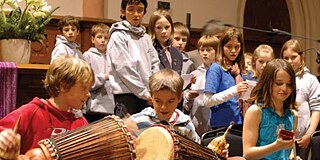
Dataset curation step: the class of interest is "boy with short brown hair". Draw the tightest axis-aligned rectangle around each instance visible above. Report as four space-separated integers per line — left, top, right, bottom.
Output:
184 35 220 135
51 15 82 63
128 69 201 143
83 23 115 123
172 22 195 74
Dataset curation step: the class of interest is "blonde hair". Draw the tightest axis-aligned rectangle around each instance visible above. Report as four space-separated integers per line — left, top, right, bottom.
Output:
197 35 219 51
244 52 253 58
251 44 275 78
148 9 174 43
91 23 110 37
149 69 183 97
43 56 94 97
280 39 306 76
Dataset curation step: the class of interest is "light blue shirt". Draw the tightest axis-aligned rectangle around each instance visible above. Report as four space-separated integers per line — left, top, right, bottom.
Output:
130 107 201 144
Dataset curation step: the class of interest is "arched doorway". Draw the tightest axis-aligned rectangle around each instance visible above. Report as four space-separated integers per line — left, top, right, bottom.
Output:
243 0 291 57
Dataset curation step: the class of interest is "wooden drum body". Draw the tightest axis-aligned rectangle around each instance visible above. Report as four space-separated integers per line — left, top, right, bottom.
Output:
26 115 135 160
135 124 220 160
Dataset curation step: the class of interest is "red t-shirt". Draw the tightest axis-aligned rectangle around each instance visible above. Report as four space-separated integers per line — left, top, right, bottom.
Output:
0 97 88 153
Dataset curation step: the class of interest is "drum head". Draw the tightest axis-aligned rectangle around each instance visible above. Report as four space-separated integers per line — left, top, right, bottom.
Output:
135 126 174 160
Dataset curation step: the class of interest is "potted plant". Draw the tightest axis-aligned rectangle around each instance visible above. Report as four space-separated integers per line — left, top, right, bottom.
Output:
0 0 59 63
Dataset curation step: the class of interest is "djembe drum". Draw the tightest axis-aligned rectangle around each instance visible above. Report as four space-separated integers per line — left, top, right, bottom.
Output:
25 115 135 160
135 124 221 160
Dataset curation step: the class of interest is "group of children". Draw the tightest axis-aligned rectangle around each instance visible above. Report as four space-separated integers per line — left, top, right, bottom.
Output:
0 0 319 159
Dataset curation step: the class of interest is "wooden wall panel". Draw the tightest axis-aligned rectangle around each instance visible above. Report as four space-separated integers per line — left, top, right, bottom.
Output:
29 17 201 64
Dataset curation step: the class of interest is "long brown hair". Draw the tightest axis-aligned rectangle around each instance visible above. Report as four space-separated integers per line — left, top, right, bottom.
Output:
248 59 297 111
216 28 245 73
148 9 174 44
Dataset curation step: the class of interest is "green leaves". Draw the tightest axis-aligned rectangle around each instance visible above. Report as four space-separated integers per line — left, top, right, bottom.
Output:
0 0 59 44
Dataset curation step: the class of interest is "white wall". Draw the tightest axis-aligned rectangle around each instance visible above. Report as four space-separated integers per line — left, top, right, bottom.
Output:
104 0 240 29
9 0 240 29
47 0 83 17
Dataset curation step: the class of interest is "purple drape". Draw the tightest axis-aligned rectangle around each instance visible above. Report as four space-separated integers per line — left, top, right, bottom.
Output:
0 62 17 119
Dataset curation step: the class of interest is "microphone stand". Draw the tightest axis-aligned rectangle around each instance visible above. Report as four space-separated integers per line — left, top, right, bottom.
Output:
186 13 191 51
224 23 275 35
271 28 320 43
223 23 291 46
217 21 320 64
271 29 320 63
224 23 320 43
298 48 320 64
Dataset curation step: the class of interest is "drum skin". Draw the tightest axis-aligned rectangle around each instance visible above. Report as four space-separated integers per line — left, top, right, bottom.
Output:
135 126 174 160
135 125 220 160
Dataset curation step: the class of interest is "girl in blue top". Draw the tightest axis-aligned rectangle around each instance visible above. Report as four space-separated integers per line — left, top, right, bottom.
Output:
203 28 248 130
243 59 299 160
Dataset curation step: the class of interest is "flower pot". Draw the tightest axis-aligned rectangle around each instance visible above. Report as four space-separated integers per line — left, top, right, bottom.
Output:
0 39 31 64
